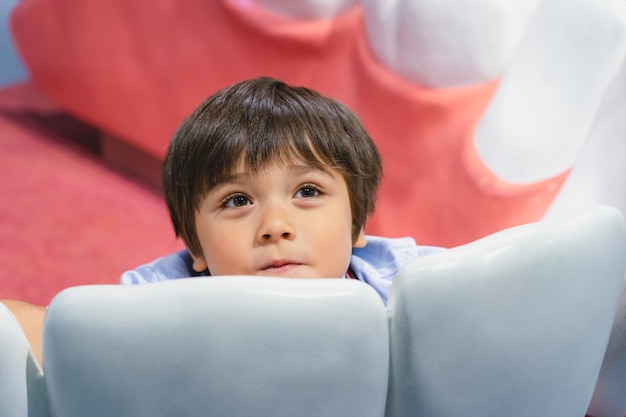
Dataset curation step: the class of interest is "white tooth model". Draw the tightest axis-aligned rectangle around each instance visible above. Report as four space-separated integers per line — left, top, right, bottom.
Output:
360 0 539 88
473 0 626 187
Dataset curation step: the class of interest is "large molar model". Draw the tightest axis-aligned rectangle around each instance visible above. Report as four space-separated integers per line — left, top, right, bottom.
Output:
9 0 626 246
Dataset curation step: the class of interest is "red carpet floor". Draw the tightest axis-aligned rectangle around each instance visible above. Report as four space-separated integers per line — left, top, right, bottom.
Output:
0 83 184 306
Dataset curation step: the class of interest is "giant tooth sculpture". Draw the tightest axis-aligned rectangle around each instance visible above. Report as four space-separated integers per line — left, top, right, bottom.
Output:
543 48 626 221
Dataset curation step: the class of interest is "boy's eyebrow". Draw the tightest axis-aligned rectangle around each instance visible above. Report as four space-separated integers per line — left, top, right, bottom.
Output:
217 165 333 185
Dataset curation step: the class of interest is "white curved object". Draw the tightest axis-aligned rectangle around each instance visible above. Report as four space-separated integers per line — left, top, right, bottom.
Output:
588 278 626 417
543 54 626 222
43 278 389 417
0 303 49 417
360 0 538 87
474 0 626 184
386 205 626 417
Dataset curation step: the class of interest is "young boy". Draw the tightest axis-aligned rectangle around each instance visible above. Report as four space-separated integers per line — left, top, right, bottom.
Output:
121 77 440 305
2 77 440 364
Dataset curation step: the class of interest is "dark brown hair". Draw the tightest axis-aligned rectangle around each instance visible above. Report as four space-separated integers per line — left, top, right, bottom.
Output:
163 77 382 257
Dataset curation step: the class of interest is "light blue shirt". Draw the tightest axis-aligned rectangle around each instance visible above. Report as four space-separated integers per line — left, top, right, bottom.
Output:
120 236 443 305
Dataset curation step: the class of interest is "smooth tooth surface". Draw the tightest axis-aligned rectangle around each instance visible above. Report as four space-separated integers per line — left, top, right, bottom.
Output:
360 0 538 87
543 53 626 221
474 0 626 184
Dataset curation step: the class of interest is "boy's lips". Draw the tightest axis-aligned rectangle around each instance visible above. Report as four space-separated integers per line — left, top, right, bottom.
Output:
259 260 302 273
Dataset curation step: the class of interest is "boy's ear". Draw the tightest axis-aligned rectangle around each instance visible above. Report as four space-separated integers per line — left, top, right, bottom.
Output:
191 253 208 272
353 229 367 248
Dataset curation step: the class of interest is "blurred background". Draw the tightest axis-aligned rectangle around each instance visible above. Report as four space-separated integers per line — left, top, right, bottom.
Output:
0 0 183 305
1 0 24 86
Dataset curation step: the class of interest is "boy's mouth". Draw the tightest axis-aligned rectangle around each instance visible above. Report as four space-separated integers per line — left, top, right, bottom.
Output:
260 260 301 273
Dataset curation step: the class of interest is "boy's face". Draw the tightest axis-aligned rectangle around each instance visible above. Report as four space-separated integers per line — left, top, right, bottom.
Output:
190 160 366 278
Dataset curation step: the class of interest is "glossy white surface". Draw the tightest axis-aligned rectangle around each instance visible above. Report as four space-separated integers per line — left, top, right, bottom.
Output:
0 303 48 417
386 205 626 417
588 277 626 417
474 0 626 184
543 54 626 223
43 278 389 417
361 0 538 87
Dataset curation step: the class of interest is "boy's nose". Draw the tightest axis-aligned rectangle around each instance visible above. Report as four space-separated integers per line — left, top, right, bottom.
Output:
257 204 295 243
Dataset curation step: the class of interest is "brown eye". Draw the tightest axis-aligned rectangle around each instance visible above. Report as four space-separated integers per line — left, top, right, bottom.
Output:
295 185 321 198
233 196 249 206
222 194 252 208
